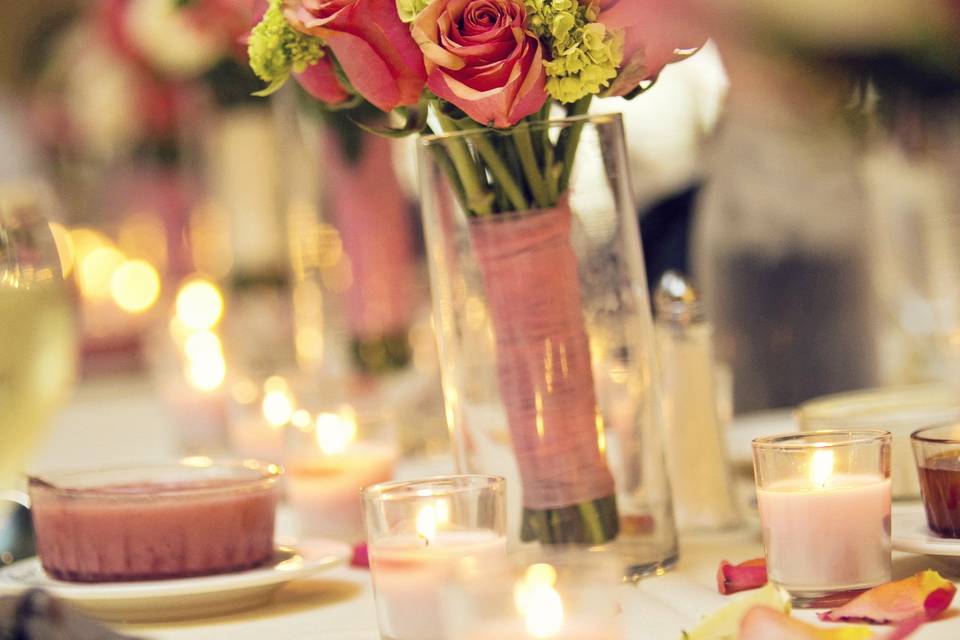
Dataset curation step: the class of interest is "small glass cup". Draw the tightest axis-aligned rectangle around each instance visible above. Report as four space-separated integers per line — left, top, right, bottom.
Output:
911 423 960 538
752 430 892 607
362 475 507 640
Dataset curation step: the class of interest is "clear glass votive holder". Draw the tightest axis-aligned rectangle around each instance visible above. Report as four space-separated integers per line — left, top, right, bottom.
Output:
362 475 507 640
752 430 892 607
442 550 625 640
911 423 960 538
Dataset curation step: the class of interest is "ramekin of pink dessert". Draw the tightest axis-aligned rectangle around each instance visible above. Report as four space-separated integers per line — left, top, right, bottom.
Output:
28 458 281 583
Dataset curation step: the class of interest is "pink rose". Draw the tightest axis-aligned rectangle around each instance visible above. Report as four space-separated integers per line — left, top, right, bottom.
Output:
284 0 426 112
598 0 706 97
294 56 351 104
412 0 547 128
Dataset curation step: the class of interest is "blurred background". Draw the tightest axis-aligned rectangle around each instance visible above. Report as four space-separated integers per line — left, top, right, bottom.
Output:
3 0 960 530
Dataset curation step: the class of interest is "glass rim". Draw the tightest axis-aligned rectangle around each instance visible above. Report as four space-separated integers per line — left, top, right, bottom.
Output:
361 474 504 502
417 113 623 146
911 422 960 444
752 429 892 451
27 457 283 499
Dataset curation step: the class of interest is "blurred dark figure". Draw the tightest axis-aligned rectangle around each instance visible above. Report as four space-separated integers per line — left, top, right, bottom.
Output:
0 591 137 639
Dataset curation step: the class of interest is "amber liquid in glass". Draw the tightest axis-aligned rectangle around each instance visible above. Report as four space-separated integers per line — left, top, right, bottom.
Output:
918 454 960 538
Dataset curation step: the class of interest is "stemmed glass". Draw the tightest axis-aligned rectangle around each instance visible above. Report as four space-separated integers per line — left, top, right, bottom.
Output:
0 181 77 487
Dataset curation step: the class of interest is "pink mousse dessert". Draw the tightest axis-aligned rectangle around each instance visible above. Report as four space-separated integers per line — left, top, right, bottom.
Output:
28 460 281 583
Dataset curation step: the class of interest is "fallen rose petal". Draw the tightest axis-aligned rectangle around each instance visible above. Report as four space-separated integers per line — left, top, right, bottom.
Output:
819 570 957 624
717 558 767 595
740 606 876 640
351 543 369 568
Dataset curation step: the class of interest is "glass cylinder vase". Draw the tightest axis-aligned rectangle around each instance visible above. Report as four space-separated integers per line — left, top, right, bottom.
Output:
417 114 677 578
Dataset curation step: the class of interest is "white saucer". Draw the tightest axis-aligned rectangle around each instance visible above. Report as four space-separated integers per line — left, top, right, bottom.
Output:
892 502 960 567
0 538 352 622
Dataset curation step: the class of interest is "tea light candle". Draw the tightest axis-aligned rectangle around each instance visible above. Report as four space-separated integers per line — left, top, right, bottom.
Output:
753 431 892 606
287 411 397 541
363 476 508 640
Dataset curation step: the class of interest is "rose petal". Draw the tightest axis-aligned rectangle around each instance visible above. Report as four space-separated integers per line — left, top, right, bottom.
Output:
740 606 877 640
294 56 351 104
717 558 768 595
351 543 369 568
286 0 426 111
819 570 957 624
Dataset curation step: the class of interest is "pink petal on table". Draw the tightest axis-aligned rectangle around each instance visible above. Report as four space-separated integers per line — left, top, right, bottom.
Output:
819 570 957 624
717 558 768 595
351 543 369 569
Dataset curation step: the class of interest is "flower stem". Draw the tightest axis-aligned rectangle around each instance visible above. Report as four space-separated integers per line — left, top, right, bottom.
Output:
557 95 593 192
512 125 551 208
472 135 529 212
435 112 493 216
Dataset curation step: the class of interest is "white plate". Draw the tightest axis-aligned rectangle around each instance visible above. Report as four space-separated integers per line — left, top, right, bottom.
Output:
0 538 352 622
726 409 797 467
892 502 960 563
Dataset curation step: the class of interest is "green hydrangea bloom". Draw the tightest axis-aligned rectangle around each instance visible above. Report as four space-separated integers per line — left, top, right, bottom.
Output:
248 0 324 95
525 0 624 103
397 0 432 23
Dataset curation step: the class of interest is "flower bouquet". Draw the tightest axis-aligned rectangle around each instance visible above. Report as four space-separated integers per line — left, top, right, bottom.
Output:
247 0 701 546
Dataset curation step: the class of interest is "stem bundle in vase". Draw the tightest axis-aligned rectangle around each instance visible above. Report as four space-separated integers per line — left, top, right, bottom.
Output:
242 0 702 544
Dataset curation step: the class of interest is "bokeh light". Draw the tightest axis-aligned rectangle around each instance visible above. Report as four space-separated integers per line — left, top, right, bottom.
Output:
78 245 125 299
110 259 161 313
175 277 224 330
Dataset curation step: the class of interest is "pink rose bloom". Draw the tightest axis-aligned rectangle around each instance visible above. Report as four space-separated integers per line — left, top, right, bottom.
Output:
412 0 547 128
295 57 351 104
284 0 426 112
598 0 706 97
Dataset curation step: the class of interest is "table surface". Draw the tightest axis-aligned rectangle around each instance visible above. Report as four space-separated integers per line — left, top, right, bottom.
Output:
24 376 960 639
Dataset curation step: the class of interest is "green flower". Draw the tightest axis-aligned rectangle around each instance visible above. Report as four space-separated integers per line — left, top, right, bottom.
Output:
397 0 433 23
248 0 324 95
525 0 624 103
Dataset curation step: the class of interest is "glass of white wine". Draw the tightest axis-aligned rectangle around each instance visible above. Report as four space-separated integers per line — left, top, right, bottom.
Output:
0 182 77 488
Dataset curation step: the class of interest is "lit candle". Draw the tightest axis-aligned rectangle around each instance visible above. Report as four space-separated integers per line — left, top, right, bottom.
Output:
753 431 892 606
363 476 508 640
286 408 397 541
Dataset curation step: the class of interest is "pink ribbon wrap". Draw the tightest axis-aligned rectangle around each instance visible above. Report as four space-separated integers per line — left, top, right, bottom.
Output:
470 203 616 511
327 133 415 339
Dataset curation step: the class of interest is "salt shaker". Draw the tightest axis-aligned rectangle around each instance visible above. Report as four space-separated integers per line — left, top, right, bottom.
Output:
655 271 741 532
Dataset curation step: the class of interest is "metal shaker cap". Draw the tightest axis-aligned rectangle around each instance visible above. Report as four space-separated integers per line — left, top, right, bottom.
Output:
654 271 705 325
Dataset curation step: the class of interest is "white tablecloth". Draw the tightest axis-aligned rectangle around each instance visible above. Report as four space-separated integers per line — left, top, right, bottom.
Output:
28 377 960 639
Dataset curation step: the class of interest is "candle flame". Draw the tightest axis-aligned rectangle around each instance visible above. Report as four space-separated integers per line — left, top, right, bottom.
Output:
315 409 357 455
811 449 834 488
515 564 564 638
416 504 438 545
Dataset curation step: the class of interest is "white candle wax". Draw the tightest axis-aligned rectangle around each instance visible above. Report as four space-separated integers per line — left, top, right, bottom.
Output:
370 529 508 640
287 442 396 541
757 473 891 592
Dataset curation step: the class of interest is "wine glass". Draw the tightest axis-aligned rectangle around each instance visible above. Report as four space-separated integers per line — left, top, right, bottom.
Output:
0 181 77 488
